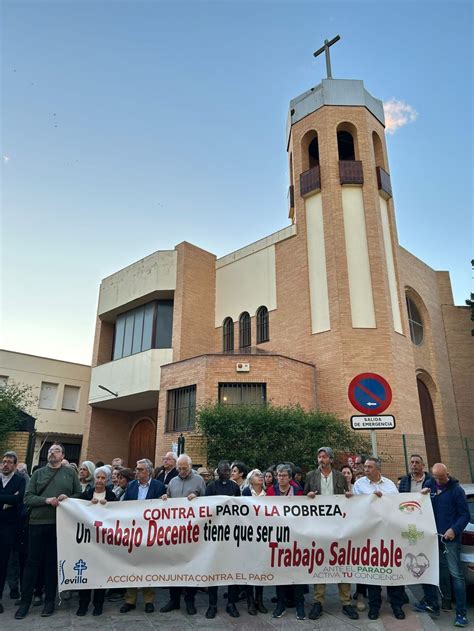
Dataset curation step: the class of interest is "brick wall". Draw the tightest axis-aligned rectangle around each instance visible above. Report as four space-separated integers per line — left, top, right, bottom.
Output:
155 353 316 466
172 242 216 362
1 432 30 462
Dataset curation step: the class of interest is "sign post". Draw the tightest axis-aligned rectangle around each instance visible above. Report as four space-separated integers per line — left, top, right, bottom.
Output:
348 373 394 458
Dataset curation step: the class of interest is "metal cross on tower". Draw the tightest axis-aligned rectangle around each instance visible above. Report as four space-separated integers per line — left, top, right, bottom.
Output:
313 35 341 79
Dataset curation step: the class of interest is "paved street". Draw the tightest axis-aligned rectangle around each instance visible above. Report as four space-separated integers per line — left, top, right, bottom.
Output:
1 585 472 630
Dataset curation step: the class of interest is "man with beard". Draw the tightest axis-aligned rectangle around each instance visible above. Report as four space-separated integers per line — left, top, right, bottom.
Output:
15 443 81 619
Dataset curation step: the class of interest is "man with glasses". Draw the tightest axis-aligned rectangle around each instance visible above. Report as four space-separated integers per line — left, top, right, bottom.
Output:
351 457 406 621
154 452 178 489
160 454 206 615
266 463 306 620
15 443 81 619
120 459 166 614
0 451 25 615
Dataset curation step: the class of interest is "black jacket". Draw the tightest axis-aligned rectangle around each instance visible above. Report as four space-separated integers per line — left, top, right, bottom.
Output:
80 486 118 502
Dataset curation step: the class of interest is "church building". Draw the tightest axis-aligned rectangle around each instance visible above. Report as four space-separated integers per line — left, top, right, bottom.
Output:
81 45 472 480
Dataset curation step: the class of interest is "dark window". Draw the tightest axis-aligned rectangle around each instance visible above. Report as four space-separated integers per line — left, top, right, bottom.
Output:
337 131 355 160
223 317 234 352
155 300 174 348
219 383 267 405
166 385 196 432
112 300 174 360
308 137 319 167
239 312 251 348
406 296 424 345
256 306 269 343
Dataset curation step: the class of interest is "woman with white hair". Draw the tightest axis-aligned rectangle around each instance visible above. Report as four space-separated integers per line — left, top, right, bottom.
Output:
242 469 266 497
78 461 95 493
76 467 117 616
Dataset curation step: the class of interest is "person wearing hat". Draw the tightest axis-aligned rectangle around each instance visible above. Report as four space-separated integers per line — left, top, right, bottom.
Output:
304 447 358 622
197 467 213 485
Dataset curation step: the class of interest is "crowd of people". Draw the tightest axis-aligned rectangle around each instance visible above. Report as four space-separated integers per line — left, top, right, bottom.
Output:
0 444 470 626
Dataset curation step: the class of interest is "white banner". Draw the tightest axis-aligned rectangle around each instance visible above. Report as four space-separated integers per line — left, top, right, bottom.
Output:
57 494 438 591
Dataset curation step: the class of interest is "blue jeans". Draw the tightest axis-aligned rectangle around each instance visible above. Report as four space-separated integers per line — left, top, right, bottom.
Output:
423 540 466 616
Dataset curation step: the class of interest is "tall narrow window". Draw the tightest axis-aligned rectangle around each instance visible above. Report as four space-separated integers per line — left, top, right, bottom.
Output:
39 382 58 409
62 385 80 412
256 306 269 343
166 385 196 432
239 312 251 348
406 296 424 345
223 317 234 352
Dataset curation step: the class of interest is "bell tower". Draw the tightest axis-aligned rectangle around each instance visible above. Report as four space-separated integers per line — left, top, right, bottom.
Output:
284 37 418 431
287 37 403 338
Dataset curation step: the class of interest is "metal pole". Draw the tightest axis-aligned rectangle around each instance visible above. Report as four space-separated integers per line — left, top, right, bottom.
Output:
402 433 409 475
465 437 474 483
371 430 378 458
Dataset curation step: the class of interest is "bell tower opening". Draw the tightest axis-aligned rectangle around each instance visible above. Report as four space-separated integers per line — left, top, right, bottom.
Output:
337 129 355 160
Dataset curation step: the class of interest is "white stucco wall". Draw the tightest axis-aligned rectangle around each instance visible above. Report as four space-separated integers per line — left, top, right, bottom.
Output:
215 247 277 325
379 196 403 333
98 250 177 317
305 193 330 333
0 350 91 436
88 348 173 406
342 187 376 328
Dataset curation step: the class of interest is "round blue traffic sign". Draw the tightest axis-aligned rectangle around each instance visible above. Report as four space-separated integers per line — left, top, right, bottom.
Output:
348 373 392 415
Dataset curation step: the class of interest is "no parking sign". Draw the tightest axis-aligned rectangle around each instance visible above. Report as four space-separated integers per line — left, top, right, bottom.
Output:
348 373 392 415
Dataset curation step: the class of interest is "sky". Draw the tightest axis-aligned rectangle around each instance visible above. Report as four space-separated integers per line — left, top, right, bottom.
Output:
1 0 472 366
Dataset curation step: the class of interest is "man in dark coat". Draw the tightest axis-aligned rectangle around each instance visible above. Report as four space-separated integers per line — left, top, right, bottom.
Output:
120 458 165 614
415 463 470 627
153 452 178 489
399 454 431 493
205 461 241 619
0 451 25 614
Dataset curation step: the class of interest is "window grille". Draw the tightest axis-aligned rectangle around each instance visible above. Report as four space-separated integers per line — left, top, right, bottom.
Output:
166 385 196 431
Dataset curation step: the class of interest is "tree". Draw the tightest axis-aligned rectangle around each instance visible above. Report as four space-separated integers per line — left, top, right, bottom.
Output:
197 403 370 470
0 381 37 446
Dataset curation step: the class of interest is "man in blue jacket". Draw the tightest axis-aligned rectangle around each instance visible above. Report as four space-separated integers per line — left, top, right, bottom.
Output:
120 459 165 614
415 462 470 627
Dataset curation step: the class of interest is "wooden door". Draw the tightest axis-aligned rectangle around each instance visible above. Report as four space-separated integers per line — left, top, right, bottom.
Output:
417 378 441 466
128 418 156 468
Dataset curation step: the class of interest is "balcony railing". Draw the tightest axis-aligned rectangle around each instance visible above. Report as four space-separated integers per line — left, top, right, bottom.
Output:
376 166 393 199
339 160 364 185
300 165 321 197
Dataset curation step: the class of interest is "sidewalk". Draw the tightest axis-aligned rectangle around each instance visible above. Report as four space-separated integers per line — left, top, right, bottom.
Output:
1 584 470 629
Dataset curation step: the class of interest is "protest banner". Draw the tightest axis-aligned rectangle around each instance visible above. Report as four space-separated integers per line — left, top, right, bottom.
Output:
57 494 438 591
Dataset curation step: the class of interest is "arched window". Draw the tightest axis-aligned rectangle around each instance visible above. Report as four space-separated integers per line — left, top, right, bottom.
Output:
337 130 355 160
372 131 385 169
239 312 251 349
256 306 269 343
222 317 234 352
406 296 424 345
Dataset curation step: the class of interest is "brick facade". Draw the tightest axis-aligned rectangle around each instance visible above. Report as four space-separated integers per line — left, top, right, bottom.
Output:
83 81 472 481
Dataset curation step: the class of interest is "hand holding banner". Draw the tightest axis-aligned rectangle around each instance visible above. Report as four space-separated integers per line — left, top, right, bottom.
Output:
57 494 438 590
